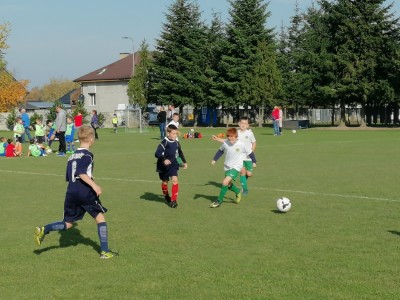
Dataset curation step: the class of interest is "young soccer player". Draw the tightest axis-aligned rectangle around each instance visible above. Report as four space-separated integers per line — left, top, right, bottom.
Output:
210 127 256 208
112 114 118 133
212 116 256 194
34 118 46 144
27 139 47 157
46 120 56 150
34 125 117 259
65 117 75 153
5 138 16 157
155 124 187 208
13 117 24 156
0 137 6 156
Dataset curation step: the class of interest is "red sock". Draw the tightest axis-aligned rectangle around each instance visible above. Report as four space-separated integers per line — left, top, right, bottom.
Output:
171 184 179 201
161 183 169 196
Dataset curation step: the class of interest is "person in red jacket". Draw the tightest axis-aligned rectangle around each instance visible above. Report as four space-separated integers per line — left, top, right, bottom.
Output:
5 139 16 157
271 106 280 136
74 111 83 141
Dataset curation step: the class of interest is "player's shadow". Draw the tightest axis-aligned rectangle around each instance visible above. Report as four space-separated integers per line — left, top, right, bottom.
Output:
193 193 217 203
140 192 168 205
388 230 400 236
204 181 221 188
33 224 100 255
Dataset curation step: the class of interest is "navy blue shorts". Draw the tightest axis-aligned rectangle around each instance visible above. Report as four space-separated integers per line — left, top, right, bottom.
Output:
65 135 74 143
158 164 179 181
63 185 107 223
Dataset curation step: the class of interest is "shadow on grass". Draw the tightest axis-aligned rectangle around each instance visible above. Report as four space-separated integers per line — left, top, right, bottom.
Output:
270 209 288 214
140 192 168 206
194 193 216 203
204 181 221 188
33 224 100 255
388 230 400 236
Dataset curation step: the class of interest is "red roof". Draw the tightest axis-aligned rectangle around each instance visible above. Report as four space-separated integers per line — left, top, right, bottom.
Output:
74 53 138 83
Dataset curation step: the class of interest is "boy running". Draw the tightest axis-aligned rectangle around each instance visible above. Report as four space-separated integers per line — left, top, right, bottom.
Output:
34 125 117 259
155 124 187 208
210 127 256 208
212 116 256 194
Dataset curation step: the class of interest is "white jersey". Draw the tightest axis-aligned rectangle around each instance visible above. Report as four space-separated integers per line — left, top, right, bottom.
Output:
167 120 179 128
238 129 256 161
167 120 180 141
219 140 251 172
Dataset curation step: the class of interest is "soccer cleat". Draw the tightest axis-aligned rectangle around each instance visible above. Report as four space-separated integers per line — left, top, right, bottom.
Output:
164 194 171 204
34 227 45 246
235 191 242 204
169 201 178 208
100 250 119 259
242 189 249 196
209 201 221 208
57 152 66 156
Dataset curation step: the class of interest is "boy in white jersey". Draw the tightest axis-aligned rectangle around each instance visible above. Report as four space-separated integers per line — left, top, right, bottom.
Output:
210 127 256 208
212 116 256 194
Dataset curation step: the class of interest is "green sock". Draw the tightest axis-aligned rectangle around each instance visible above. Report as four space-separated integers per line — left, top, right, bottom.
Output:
218 185 229 203
240 175 248 191
229 183 240 194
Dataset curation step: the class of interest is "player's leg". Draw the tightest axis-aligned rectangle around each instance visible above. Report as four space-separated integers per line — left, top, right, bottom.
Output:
160 178 171 203
210 174 233 208
170 176 179 208
34 221 72 246
239 166 248 195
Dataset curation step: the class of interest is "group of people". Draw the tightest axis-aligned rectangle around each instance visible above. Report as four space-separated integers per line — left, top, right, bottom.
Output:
154 115 257 209
1 106 101 158
33 113 257 259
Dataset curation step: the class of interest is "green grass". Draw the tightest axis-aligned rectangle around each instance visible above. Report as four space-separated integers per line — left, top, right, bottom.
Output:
1 127 400 299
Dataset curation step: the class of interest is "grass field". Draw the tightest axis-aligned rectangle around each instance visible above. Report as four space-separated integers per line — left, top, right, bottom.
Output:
1 126 399 299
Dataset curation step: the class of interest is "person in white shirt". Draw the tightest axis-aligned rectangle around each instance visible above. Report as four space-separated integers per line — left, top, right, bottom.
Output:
210 127 256 208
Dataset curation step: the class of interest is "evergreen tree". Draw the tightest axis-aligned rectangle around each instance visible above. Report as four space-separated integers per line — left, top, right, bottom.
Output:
219 0 278 120
150 0 208 108
318 0 400 126
127 40 152 111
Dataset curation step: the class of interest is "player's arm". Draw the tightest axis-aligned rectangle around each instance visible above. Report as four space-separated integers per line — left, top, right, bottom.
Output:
155 141 171 165
211 135 226 143
212 149 224 165
79 174 102 196
252 141 256 152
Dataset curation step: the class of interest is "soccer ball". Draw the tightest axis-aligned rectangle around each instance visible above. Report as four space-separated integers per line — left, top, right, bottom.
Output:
46 148 52 154
191 128 194 132
276 197 291 213
292 129 296 133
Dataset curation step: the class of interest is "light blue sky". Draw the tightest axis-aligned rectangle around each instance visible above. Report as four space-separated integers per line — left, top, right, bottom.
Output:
1 0 399 89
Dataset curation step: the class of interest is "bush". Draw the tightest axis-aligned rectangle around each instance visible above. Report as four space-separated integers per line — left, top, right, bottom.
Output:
6 109 17 130
98 113 106 127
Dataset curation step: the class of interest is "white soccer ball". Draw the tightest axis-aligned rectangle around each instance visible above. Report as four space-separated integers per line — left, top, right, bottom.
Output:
292 129 296 133
276 197 291 213
46 148 52 154
191 128 194 132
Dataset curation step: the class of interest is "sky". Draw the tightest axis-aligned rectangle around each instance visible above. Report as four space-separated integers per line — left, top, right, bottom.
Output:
1 0 399 89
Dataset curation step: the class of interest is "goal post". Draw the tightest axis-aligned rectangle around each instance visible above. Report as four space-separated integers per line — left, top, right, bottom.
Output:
114 106 148 133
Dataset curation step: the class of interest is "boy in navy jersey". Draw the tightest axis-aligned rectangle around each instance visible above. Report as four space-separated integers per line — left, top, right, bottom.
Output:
155 124 187 208
34 125 117 259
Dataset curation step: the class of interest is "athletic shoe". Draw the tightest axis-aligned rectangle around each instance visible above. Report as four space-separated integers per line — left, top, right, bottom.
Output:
209 201 220 208
164 194 171 204
34 227 45 246
169 201 178 208
100 250 119 259
57 152 66 156
235 191 242 204
242 188 249 196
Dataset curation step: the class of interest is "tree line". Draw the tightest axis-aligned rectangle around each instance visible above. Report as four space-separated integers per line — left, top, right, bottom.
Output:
129 0 400 126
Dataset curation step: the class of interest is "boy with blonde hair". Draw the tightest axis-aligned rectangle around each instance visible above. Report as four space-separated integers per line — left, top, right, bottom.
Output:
34 125 117 259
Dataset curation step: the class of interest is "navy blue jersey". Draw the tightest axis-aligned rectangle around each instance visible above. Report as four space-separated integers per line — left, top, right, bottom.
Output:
66 148 94 194
155 138 186 173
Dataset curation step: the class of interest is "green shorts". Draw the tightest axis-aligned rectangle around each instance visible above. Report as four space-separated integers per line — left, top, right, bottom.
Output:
243 161 254 172
225 169 240 181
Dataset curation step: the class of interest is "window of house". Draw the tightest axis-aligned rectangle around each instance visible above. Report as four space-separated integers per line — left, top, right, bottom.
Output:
89 93 96 106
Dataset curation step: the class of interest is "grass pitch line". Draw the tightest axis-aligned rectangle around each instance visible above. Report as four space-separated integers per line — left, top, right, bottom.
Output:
1 168 399 203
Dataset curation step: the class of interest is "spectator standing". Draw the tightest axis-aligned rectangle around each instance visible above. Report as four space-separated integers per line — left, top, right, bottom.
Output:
271 106 280 136
90 110 99 140
55 105 67 156
20 108 32 143
157 106 167 140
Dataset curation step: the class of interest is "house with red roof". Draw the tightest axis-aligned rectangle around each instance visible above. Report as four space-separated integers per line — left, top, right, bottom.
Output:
74 53 138 117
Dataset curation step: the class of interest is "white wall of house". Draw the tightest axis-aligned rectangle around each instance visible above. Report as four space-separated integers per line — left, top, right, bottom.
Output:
82 81 129 114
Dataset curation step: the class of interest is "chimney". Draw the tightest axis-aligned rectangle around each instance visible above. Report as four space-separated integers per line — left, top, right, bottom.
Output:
119 53 130 60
